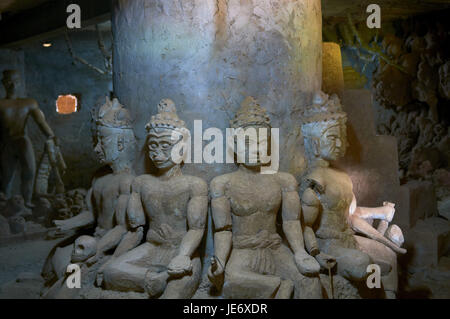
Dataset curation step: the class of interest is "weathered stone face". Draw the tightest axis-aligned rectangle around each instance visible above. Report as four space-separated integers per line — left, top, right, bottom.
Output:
1 70 20 96
71 235 97 263
147 128 179 170
318 123 347 161
94 126 120 165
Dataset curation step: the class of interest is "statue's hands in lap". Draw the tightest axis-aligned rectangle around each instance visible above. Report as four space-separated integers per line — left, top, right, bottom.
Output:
294 250 320 276
315 252 336 270
167 254 193 277
382 201 395 222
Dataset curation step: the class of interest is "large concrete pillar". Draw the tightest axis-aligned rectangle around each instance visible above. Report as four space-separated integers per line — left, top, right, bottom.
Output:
112 0 322 179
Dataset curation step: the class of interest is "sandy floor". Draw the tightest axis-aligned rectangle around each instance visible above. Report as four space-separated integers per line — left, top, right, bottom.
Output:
0 238 59 288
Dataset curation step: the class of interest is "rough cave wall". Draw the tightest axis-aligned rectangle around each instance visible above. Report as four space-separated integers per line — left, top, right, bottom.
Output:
323 10 450 204
112 0 323 180
22 31 113 191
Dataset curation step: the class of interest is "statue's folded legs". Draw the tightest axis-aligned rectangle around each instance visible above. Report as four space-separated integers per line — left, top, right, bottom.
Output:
103 242 202 298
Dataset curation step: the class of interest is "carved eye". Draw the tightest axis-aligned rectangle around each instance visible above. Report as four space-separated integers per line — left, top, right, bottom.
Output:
149 142 158 149
161 142 170 149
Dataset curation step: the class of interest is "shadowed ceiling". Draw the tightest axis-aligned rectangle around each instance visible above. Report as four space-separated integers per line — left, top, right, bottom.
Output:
0 0 449 22
322 0 450 22
0 0 50 14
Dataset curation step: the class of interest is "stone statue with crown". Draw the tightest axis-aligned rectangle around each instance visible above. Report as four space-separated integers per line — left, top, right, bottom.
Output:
101 99 208 299
207 96 323 299
41 97 143 298
299 91 406 298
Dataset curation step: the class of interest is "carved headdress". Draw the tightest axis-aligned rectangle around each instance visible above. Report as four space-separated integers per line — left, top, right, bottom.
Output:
145 99 187 133
96 97 133 129
301 91 347 125
230 96 271 128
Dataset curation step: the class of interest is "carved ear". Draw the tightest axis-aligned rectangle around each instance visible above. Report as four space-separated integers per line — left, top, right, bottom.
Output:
117 135 125 152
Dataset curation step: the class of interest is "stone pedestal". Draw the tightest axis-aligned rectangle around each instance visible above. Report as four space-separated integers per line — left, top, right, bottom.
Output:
405 217 450 270
112 0 322 179
335 89 411 230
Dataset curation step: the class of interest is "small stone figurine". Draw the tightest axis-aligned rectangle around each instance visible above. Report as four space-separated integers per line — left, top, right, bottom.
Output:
300 91 406 298
102 99 208 299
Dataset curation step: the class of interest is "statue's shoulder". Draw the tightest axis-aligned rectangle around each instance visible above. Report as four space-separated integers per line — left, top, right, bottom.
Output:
274 171 298 192
300 168 327 196
118 173 136 193
182 175 208 197
19 98 39 110
133 174 155 185
210 173 233 198
0 98 36 109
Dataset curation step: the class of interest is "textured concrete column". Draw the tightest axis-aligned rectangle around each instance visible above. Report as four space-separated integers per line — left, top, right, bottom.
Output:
322 42 344 100
112 0 322 178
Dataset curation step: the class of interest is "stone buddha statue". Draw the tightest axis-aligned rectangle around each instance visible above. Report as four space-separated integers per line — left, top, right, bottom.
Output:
43 97 142 289
102 99 208 299
207 96 322 299
299 91 406 298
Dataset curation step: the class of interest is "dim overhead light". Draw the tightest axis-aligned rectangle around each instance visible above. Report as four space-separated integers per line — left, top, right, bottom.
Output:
43 43 52 48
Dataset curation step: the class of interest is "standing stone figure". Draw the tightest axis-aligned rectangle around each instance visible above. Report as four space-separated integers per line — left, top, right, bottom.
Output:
102 99 208 299
0 70 59 207
299 91 406 298
42 97 142 292
207 96 322 299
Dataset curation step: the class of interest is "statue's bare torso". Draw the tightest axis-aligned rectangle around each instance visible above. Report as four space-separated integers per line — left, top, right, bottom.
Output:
306 167 354 237
0 98 38 139
213 171 288 237
92 172 134 232
133 174 205 238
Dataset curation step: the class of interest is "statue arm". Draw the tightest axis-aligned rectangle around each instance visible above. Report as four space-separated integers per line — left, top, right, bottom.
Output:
126 180 146 229
30 104 55 139
167 179 208 278
301 187 338 270
207 181 232 289
178 193 208 257
96 188 133 257
211 196 232 266
281 189 305 254
205 176 232 289
301 187 320 255
280 173 320 275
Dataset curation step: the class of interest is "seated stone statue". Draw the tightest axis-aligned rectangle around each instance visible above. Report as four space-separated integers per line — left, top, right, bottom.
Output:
102 99 208 299
42 97 142 288
207 96 322 299
299 91 406 298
